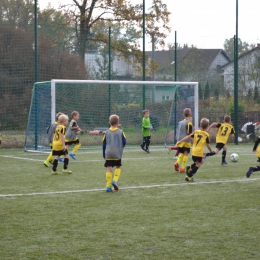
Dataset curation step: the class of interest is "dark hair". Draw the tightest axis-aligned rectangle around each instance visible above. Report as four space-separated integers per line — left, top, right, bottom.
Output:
71 111 79 118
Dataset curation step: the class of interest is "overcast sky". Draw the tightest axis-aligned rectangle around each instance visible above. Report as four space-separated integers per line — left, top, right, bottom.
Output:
39 0 260 50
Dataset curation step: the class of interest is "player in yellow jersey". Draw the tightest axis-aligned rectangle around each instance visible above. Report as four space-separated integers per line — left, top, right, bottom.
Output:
174 108 193 173
204 115 235 165
52 114 72 175
176 118 213 182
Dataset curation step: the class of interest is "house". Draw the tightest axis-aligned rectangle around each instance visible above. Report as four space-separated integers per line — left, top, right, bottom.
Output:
221 45 260 93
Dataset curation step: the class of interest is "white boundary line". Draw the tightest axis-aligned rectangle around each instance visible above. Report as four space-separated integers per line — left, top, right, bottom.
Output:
0 178 258 198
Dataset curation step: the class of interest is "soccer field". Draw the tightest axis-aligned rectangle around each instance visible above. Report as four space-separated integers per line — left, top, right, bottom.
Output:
0 144 260 260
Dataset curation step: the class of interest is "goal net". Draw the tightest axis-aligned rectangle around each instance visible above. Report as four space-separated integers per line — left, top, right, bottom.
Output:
24 80 198 152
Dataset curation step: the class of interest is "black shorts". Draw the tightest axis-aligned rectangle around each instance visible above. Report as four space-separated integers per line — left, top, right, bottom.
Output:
192 155 203 163
65 139 80 146
216 143 225 150
104 159 122 167
178 147 191 153
52 149 68 156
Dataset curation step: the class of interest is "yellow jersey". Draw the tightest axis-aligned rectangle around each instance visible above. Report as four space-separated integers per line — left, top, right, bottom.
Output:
216 123 235 144
52 124 66 151
191 129 210 157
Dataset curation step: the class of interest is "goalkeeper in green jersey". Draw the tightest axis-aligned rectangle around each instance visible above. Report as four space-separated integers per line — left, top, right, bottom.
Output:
140 109 153 153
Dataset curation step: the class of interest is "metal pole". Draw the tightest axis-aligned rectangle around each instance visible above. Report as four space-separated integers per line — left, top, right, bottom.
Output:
108 26 111 117
34 0 38 83
142 0 146 109
234 0 239 145
174 31 177 143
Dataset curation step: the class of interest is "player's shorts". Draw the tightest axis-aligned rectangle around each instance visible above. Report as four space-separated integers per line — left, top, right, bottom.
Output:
178 147 190 153
104 159 122 167
216 143 225 150
52 149 68 156
65 139 80 145
192 155 203 163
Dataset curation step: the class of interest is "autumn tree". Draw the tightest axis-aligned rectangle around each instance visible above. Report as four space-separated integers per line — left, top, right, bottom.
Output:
60 0 171 63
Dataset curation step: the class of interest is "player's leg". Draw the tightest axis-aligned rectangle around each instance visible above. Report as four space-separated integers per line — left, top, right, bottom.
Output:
62 150 72 174
112 163 122 191
140 137 146 150
185 156 202 182
221 145 228 165
52 153 61 175
145 136 151 153
71 139 81 159
180 149 189 173
246 159 260 178
44 151 54 167
104 160 113 192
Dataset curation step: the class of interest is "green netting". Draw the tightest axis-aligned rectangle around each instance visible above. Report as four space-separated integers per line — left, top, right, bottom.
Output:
24 81 197 151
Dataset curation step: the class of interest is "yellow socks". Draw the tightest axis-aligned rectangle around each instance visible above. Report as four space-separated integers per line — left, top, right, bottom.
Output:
46 152 53 163
181 155 188 169
177 153 184 165
106 172 112 188
72 143 81 154
113 168 121 183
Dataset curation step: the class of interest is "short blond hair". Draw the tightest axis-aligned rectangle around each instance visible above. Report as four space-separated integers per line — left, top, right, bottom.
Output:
200 118 209 130
109 114 119 126
224 115 231 123
58 114 69 124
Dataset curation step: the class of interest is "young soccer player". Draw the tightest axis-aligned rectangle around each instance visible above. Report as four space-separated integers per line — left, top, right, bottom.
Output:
102 114 126 192
204 115 235 165
44 112 64 167
174 108 193 173
140 109 153 153
52 114 72 175
65 111 82 160
176 118 213 182
246 136 260 178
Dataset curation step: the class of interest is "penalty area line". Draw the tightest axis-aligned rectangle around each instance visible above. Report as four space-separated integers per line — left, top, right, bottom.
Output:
0 177 259 198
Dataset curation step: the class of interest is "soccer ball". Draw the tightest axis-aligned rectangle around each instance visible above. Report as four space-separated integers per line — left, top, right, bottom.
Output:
230 153 239 162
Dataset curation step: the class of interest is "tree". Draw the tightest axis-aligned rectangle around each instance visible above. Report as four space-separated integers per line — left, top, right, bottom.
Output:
253 85 259 103
204 81 210 99
223 37 250 60
61 0 171 62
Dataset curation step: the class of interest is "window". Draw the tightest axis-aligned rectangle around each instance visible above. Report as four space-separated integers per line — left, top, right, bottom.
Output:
162 95 170 101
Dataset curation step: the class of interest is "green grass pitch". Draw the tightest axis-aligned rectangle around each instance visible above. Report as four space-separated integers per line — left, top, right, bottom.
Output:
0 144 260 259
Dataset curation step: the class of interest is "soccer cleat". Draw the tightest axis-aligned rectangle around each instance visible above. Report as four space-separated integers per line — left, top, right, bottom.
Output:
44 161 50 167
51 171 61 175
246 167 254 178
140 144 145 151
59 158 64 163
185 176 194 182
174 162 179 172
174 156 178 160
180 168 185 173
106 187 112 192
112 180 119 191
221 161 228 165
69 153 76 160
203 152 207 159
145 149 150 153
62 169 72 174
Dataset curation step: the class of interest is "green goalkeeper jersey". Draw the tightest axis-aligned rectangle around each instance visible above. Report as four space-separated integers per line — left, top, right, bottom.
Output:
142 117 151 137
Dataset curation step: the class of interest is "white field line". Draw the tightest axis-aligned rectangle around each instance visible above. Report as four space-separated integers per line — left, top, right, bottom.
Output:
0 178 259 198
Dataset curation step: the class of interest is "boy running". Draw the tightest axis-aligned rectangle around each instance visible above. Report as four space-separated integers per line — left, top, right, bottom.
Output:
176 118 213 182
204 115 235 165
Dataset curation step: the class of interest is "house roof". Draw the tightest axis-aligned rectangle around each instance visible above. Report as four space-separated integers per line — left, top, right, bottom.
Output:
146 48 230 72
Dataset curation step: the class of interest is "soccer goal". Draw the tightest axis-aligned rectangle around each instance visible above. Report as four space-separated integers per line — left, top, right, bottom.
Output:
24 79 198 152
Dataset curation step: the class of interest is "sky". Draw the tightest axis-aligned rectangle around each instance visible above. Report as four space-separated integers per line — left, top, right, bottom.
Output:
39 0 260 50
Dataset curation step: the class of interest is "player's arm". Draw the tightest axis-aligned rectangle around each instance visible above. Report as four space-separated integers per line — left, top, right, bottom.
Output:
142 118 150 129
60 133 66 150
253 137 260 152
70 121 80 130
176 134 192 146
206 136 213 153
122 132 126 147
207 122 218 131
102 134 106 158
